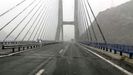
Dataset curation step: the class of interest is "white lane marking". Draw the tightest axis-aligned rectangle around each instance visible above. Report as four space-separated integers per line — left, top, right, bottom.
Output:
59 49 64 54
59 45 69 56
36 69 45 75
0 50 30 58
29 57 52 75
0 47 39 58
78 44 133 75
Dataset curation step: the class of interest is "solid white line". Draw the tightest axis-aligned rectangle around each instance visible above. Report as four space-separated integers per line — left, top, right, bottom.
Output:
36 69 45 75
0 50 27 58
0 48 36 58
78 44 133 75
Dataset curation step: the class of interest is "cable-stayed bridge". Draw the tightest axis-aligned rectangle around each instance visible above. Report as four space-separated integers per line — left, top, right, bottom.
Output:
0 0 133 75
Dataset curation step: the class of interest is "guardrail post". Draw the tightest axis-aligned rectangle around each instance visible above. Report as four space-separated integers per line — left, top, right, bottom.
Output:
103 47 105 50
120 51 122 56
30 46 32 49
129 53 132 59
12 48 15 53
18 47 21 51
109 49 112 52
106 48 108 51
27 46 29 49
114 50 117 54
23 47 25 50
2 45 4 49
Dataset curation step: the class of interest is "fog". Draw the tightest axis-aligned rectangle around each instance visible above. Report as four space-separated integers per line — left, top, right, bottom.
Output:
0 0 131 41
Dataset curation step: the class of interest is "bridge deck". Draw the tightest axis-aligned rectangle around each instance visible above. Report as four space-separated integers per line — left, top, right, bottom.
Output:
0 42 132 75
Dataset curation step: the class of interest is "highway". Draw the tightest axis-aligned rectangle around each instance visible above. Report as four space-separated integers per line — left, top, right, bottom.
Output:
0 42 131 75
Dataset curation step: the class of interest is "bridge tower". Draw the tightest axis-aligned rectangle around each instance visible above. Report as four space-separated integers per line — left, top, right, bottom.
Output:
55 0 79 41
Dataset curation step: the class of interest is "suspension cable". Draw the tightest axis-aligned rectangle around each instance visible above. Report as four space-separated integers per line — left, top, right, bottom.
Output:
43 0 59 40
81 1 91 41
79 1 88 41
41 1 58 40
14 0 44 41
3 0 42 41
0 0 37 32
81 4 91 41
43 5 58 40
82 0 97 42
32 10 48 41
22 2 46 41
0 0 26 17
27 0 49 41
35 14 48 40
42 19 48 40
79 0 92 41
42 16 49 40
84 16 93 41
38 15 48 40
86 0 107 43
41 15 49 40
27 4 48 41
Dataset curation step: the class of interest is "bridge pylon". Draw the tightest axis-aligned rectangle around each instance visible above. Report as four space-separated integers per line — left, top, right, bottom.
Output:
55 0 79 41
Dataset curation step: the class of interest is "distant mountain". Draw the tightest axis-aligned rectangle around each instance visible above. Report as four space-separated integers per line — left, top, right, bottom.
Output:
83 0 133 45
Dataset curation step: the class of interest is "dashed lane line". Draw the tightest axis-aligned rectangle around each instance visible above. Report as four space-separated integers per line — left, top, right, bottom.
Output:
28 57 52 75
36 69 45 75
59 49 64 54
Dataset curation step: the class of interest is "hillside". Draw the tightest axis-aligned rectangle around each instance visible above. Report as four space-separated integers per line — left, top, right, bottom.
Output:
87 0 133 45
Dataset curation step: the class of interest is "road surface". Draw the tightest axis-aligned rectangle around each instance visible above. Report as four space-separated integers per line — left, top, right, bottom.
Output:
0 42 131 75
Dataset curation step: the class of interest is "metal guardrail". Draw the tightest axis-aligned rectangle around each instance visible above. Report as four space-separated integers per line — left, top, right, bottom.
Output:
1 43 40 53
81 42 133 59
0 41 60 54
0 41 37 45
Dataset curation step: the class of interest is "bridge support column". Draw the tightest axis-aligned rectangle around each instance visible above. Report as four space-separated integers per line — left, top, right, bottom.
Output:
55 0 63 41
74 0 79 41
55 0 80 41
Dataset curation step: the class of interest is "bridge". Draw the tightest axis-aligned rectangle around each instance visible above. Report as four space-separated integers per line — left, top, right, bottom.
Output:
0 0 133 75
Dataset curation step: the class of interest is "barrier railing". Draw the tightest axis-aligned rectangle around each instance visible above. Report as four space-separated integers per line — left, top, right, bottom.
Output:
0 41 60 54
81 42 133 59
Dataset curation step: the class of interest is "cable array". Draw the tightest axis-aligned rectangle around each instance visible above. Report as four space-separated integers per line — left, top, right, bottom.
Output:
0 0 59 42
77 0 107 43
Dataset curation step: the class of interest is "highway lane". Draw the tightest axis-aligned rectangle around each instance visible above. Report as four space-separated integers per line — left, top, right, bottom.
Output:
0 42 131 75
0 43 64 75
53 43 127 75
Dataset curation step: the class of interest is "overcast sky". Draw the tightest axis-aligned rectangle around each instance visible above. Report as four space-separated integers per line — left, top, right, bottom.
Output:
0 0 131 41
63 0 130 21
63 0 130 41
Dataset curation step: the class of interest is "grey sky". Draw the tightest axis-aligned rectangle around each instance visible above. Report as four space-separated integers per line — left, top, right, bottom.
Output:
63 0 130 41
63 0 130 21
0 0 131 41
